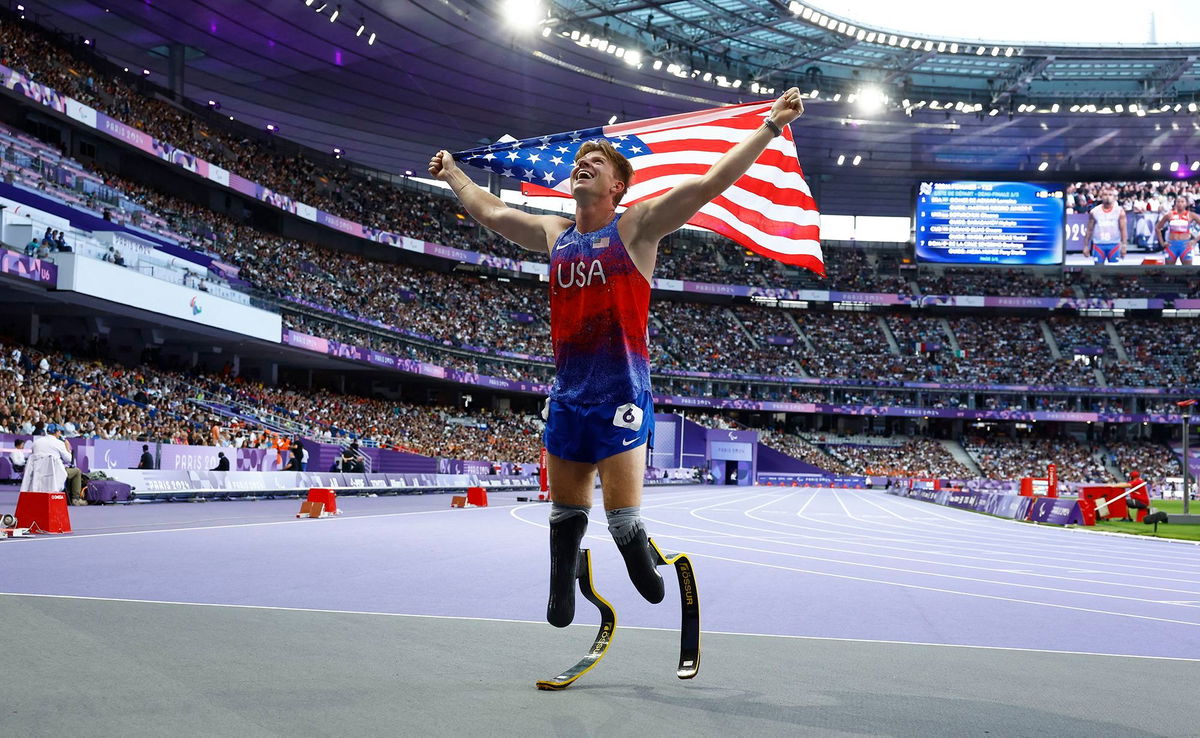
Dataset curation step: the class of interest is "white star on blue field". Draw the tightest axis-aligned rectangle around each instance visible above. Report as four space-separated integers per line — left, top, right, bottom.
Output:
454 127 651 187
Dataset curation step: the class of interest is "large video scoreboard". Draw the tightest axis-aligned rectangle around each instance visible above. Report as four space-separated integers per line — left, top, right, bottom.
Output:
915 181 1065 265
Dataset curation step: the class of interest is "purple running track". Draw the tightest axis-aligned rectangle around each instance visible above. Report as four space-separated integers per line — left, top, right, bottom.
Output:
0 486 1197 660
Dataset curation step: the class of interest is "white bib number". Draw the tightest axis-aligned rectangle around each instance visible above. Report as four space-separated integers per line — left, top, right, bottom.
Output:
613 403 644 431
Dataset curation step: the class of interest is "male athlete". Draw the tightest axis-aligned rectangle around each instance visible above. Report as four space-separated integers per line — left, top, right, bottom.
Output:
429 88 804 627
1155 195 1200 265
1082 186 1127 264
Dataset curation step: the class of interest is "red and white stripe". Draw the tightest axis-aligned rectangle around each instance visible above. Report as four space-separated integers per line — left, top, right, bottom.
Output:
524 100 823 276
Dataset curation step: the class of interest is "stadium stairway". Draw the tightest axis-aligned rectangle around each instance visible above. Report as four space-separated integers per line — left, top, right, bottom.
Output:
1105 322 1129 362
941 439 982 477
879 317 902 355
1099 446 1126 482
1040 320 1062 360
938 318 960 353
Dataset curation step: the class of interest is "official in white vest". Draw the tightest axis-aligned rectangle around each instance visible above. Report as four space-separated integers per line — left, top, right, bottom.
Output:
21 424 86 505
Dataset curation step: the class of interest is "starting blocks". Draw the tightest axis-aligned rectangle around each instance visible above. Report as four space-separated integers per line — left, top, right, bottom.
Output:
297 488 339 518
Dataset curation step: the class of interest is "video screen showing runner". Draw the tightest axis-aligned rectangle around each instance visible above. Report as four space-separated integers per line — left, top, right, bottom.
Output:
1065 181 1200 266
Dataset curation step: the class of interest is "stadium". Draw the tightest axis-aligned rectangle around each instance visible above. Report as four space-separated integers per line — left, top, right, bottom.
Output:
1 0 1199 734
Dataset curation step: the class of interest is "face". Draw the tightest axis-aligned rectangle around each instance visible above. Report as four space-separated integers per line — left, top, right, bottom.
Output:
570 150 624 204
1101 187 1116 204
1177 196 1189 211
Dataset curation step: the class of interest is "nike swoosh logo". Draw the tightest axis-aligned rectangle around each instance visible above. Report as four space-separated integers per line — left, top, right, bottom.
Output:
622 437 639 446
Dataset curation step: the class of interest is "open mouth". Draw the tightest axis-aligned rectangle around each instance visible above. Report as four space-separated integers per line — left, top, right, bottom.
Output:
575 170 594 181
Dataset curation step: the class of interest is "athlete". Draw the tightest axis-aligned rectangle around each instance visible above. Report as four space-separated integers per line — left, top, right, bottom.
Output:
430 88 805 627
1082 186 1127 264
1154 195 1200 265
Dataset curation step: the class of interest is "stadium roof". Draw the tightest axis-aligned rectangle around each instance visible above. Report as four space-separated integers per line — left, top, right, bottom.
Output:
30 1 1200 215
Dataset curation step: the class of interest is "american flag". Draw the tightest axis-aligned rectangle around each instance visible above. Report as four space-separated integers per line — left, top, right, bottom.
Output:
453 100 823 276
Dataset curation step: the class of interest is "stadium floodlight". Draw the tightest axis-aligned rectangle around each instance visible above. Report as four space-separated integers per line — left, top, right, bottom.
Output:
788 1 802 13
1037 161 1049 171
899 38 910 48
305 0 315 6
866 32 875 43
852 154 862 166
314 2 327 11
1172 162 1181 171
501 0 544 31
1115 104 1124 113
608 114 618 124
623 50 640 66
991 46 999 56
802 7 814 19
266 123 278 132
653 59 662 70
1050 103 1059 113
836 154 845 165
857 87 886 111
888 35 898 45
732 79 741 88
368 32 376 44
1005 47 1014 56
1152 162 1162 171
975 45 985 55
937 42 946 52
329 4 340 22
541 26 550 37
357 18 365 36
949 43 958 53
702 71 712 82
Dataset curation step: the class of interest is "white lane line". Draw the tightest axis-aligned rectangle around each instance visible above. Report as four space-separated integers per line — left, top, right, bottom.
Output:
0 487 733 544
726 508 1200 596
0 503 515 541
674 507 1200 603
644 535 1200 628
791 491 1200 574
2 591 1195 662
868 492 1200 561
733 501 1200 590
509 505 1200 627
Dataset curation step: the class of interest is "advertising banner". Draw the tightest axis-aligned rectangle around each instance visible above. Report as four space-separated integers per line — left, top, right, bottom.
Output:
56 254 282 343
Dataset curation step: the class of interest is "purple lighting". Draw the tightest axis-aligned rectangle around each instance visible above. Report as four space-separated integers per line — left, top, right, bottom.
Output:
335 50 343 66
210 20 218 34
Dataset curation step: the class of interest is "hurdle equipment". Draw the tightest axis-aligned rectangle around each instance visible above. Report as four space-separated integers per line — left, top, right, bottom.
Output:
649 537 701 679
536 548 616 690
296 488 339 518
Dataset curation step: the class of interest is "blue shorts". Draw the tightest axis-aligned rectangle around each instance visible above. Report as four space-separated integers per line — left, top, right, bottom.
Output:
543 391 655 464
1167 239 1194 261
1091 242 1121 264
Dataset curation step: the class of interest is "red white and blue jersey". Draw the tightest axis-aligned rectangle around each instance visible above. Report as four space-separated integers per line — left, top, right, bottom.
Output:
549 214 651 405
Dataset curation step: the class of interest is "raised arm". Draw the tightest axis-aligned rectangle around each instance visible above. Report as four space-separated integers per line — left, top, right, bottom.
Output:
622 88 805 247
428 150 570 253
